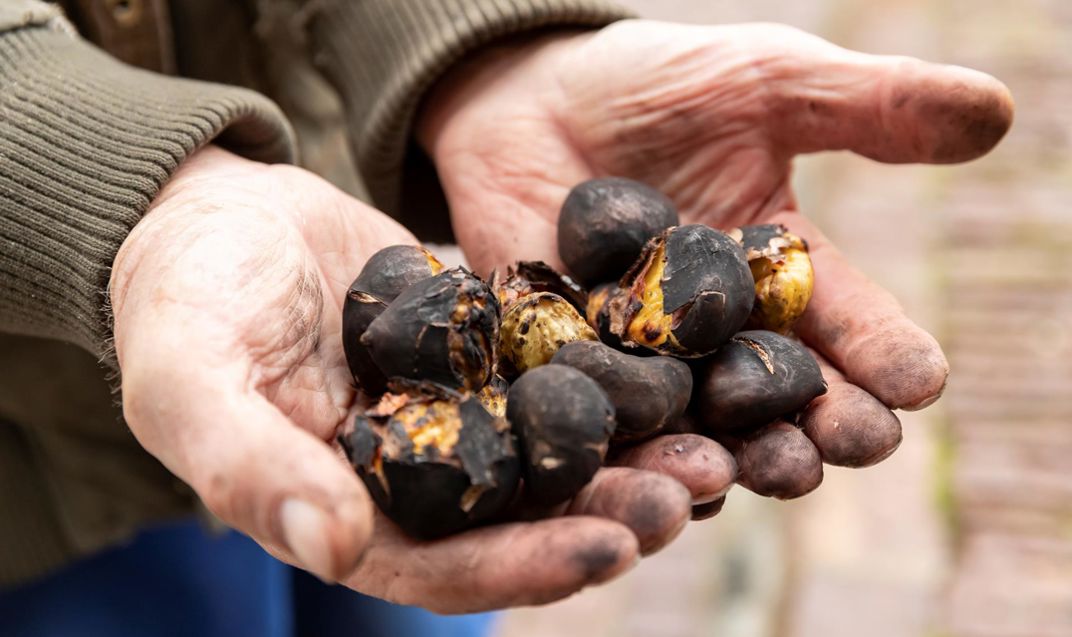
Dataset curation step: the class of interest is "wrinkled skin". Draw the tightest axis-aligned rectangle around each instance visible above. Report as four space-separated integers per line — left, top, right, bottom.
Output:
111 147 696 614
420 20 1013 471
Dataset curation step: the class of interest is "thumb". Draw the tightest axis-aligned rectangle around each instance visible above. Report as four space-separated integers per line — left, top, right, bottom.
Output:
118 323 373 581
759 24 1014 163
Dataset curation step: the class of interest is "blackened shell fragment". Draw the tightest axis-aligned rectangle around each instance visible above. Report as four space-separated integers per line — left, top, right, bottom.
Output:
361 268 500 392
551 340 691 442
491 260 588 316
507 365 617 506
696 330 827 434
340 395 520 539
342 245 444 394
614 225 753 357
558 177 679 287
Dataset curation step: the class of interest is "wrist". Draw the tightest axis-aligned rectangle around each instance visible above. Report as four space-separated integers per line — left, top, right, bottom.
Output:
415 30 591 163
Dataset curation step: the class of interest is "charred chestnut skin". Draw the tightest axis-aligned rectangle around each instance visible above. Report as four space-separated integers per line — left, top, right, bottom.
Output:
612 225 753 357
551 340 691 442
340 395 519 539
343 245 443 394
558 177 679 287
361 268 500 392
491 260 588 316
507 365 617 506
696 330 827 434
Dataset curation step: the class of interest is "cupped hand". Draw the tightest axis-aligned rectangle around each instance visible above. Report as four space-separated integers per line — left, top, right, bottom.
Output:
109 146 699 613
420 20 1014 469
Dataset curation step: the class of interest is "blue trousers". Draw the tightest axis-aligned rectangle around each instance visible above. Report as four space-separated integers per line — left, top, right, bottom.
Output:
0 519 498 637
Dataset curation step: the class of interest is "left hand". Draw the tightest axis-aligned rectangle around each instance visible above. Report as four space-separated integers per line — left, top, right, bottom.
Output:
417 20 1014 483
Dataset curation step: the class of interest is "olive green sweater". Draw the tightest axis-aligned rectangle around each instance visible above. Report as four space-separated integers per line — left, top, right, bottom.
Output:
0 0 628 587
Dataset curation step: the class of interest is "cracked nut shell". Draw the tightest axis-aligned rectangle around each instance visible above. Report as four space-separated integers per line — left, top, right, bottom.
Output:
361 267 500 392
343 245 444 394
695 330 827 434
551 340 692 442
609 225 753 357
507 364 616 506
730 224 814 334
558 177 679 287
340 394 520 539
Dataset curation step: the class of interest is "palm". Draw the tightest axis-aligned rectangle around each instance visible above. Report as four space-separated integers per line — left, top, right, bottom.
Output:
426 20 1011 419
112 149 702 613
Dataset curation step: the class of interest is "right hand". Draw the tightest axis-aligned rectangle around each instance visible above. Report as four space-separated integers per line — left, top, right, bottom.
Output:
110 146 703 613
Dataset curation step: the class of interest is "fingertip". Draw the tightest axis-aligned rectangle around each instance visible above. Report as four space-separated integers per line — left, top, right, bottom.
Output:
611 434 737 504
917 65 1015 163
801 380 903 468
569 468 691 555
847 326 949 410
328 489 376 577
691 496 726 521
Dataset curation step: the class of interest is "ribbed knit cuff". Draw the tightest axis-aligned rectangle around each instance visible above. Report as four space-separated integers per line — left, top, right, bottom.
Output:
0 26 296 360
305 0 631 215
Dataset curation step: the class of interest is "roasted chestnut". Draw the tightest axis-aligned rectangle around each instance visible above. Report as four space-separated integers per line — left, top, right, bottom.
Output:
340 394 520 539
729 224 814 334
557 177 679 287
361 268 499 392
606 225 753 357
493 262 596 375
498 292 597 376
507 365 616 506
695 330 826 434
342 245 444 394
730 421 823 499
551 340 692 442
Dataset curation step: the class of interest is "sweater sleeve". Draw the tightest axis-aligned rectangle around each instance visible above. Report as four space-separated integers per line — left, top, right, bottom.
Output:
0 2 296 359
303 0 631 217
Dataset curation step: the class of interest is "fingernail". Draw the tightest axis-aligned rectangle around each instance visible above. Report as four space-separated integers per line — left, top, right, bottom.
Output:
280 498 335 582
902 393 939 411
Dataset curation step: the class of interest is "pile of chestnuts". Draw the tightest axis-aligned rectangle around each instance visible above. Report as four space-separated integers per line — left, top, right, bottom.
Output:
338 177 898 540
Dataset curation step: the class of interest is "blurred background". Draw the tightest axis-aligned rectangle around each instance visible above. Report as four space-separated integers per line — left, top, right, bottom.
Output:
493 1 1072 636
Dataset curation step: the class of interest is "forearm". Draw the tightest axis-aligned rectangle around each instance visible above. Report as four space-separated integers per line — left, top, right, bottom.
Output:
0 3 296 361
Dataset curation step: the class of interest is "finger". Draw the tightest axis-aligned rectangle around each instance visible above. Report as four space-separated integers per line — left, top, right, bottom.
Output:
348 515 638 613
763 24 1014 163
567 467 692 555
775 212 949 410
119 333 372 582
692 496 726 521
728 421 824 500
609 434 738 505
802 353 903 467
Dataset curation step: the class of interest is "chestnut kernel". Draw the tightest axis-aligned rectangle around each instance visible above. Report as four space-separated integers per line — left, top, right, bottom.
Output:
729 224 815 334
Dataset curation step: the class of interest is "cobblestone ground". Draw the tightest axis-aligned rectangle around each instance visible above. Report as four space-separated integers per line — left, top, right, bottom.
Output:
498 2 1072 636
